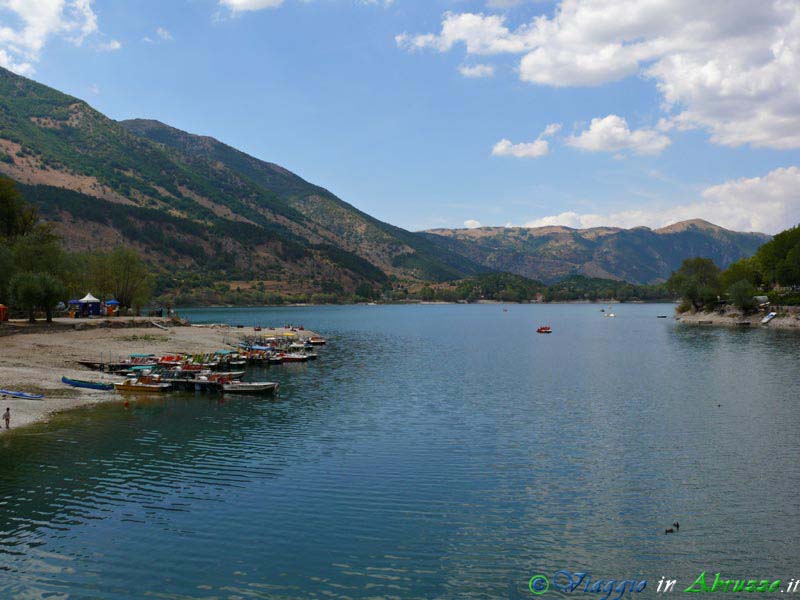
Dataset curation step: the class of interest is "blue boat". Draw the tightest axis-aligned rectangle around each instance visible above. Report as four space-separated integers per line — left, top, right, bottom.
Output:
0 389 44 400
61 376 114 391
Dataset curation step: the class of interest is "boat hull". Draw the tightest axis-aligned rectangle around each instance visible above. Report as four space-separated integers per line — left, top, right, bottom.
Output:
222 382 279 395
61 376 114 391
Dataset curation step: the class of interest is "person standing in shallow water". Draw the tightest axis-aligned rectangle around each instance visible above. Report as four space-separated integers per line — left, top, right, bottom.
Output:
3 407 9 429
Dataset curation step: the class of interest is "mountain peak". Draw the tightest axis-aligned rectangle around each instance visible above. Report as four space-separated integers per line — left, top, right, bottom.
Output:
655 219 727 234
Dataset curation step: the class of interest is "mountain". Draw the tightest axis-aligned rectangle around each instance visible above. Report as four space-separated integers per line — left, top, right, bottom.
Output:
0 65 770 298
0 66 482 300
422 220 770 284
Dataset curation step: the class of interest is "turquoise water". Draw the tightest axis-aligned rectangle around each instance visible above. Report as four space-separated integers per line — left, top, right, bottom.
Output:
1 303 800 599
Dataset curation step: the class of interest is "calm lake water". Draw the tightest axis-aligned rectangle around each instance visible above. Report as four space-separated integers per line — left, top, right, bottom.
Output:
2 303 800 599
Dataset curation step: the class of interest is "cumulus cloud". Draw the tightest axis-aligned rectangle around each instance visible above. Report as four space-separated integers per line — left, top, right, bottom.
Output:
397 1 800 149
522 166 800 234
459 63 495 78
0 0 100 74
464 219 482 228
492 122 561 158
567 114 670 155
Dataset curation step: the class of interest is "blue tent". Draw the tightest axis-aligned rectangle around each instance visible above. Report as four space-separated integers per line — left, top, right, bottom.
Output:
105 299 121 306
79 293 101 316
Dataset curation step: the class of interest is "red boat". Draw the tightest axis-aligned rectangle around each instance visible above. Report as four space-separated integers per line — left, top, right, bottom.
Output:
536 326 552 334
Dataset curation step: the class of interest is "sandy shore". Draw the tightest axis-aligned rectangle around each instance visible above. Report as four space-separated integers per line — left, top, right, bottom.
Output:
0 318 318 432
677 309 800 329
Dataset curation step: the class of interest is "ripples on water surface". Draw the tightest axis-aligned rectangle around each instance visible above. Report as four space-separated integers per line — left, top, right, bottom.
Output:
1 304 800 599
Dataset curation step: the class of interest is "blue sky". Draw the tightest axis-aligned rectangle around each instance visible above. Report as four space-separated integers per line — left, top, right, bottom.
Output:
2 0 799 233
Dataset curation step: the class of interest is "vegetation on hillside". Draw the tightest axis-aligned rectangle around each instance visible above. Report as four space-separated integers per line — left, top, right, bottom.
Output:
0 178 152 321
669 225 800 312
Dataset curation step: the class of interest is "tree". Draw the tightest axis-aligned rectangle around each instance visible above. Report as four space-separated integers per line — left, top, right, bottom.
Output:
667 257 723 312
13 226 64 274
728 279 758 313
106 247 153 310
36 273 66 323
0 176 37 240
721 257 761 290
9 272 41 323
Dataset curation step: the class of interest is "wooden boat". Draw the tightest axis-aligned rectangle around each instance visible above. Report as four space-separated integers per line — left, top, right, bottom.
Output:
280 352 308 363
0 389 44 400
536 326 552 334
308 337 327 345
114 377 172 393
222 381 279 395
61 376 114 391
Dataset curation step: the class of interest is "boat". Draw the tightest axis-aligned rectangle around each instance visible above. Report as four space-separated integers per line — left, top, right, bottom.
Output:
0 389 44 400
657 315 668 318
222 381 279 395
113 377 172 393
536 326 552 334
307 337 327 345
605 313 616 318
280 352 308 363
61 376 114 391
761 312 777 324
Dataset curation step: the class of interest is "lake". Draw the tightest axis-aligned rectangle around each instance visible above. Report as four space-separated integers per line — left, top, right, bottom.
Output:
1 303 799 599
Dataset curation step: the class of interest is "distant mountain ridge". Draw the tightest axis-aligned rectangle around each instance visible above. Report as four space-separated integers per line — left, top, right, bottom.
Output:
0 65 770 294
422 220 770 284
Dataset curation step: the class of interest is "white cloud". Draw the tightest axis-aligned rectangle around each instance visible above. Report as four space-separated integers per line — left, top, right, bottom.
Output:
88 82 99 94
459 63 494 78
464 219 482 228
96 39 121 52
492 122 561 158
144 27 173 44
567 114 670 155
220 0 391 12
0 0 100 74
522 166 800 234
397 1 800 149
219 0 284 11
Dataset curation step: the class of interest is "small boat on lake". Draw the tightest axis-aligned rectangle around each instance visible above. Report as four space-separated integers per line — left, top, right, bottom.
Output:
0 389 44 400
536 326 552 334
762 312 777 324
307 337 327 345
280 352 308 363
62 376 114 391
222 381 279 395
114 377 172 393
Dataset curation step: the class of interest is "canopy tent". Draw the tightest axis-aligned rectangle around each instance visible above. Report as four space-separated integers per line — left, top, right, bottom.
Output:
105 299 121 306
77 293 101 316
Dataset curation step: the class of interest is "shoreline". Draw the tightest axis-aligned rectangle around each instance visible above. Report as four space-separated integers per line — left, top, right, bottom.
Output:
676 310 800 330
0 319 319 433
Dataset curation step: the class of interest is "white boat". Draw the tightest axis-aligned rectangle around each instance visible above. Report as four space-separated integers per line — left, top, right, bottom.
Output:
761 312 777 324
605 312 616 318
222 381 279 395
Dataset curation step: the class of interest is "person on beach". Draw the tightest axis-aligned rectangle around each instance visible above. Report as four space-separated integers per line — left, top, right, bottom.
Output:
3 407 9 429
